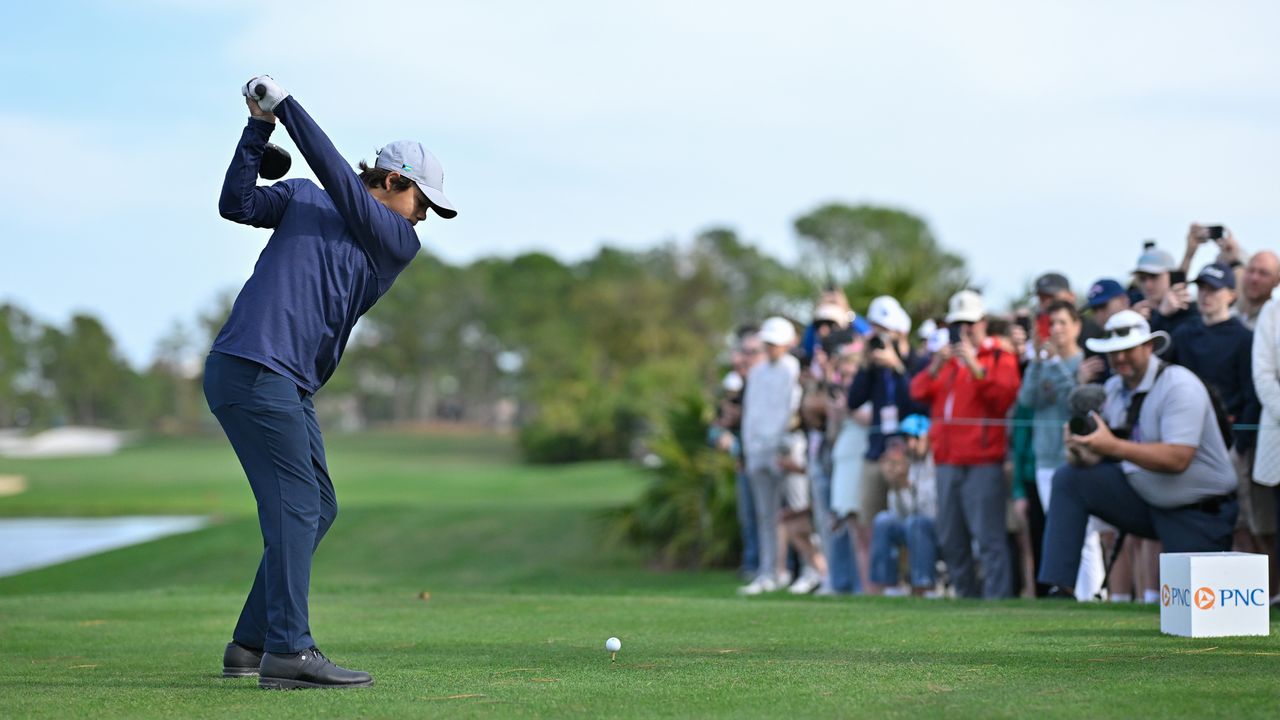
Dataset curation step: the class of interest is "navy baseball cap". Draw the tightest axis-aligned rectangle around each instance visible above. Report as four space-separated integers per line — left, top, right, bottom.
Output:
1084 278 1126 309
1194 262 1236 290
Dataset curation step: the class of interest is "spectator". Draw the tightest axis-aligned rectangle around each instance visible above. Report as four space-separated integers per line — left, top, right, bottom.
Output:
821 341 866 594
1078 278 1130 384
722 328 763 579
1039 310 1238 596
1034 272 1102 353
1131 242 1199 335
1166 262 1264 579
1175 224 1279 327
1016 300 1103 600
845 296 920 594
910 290 1021 599
778 419 827 594
1237 251 1280 328
869 416 939 596
1251 299 1280 604
739 317 802 595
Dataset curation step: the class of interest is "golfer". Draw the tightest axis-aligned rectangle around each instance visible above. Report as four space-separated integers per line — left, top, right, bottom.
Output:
204 75 456 689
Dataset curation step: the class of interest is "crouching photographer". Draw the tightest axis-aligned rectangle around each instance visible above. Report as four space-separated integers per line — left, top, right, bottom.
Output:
1038 310 1238 596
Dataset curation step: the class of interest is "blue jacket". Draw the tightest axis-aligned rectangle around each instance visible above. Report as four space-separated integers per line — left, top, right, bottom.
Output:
213 97 421 392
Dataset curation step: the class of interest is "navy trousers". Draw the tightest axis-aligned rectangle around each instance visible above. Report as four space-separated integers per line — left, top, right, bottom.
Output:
1038 462 1236 590
204 352 337 654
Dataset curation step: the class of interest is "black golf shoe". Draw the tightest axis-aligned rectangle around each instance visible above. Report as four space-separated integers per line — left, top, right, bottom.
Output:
259 647 373 690
222 641 264 678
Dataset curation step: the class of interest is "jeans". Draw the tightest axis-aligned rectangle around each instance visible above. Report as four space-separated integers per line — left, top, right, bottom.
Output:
870 511 938 588
811 460 855 593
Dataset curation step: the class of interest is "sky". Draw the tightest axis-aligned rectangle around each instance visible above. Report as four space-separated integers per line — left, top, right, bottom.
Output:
2 1 1277 367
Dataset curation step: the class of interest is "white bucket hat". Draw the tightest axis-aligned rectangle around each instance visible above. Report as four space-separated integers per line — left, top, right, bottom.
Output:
1084 309 1170 354
758 316 797 347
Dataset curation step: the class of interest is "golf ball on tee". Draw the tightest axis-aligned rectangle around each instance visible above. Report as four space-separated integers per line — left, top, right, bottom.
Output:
605 637 621 652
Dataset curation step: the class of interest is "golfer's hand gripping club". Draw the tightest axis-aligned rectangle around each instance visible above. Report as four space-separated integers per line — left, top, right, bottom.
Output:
242 75 289 113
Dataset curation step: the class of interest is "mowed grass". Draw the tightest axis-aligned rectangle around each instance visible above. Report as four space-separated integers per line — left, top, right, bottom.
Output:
1 433 1277 718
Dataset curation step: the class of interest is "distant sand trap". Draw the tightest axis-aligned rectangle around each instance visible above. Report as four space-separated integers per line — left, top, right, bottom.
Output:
0 475 26 497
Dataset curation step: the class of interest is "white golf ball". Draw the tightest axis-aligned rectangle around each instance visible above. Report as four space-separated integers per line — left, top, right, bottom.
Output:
605 637 621 652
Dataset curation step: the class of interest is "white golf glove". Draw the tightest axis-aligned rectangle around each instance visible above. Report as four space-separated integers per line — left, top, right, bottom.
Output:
242 75 289 113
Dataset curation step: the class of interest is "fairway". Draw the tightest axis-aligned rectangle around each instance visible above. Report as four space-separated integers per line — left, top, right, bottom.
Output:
1 433 1277 718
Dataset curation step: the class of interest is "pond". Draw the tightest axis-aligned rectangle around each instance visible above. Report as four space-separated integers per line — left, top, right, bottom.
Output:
0 516 208 577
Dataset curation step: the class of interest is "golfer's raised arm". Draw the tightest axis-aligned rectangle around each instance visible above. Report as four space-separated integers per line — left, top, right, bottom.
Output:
218 117 293 228
271 97 420 275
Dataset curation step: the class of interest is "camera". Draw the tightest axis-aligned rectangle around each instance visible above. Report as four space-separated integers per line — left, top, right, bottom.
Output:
868 335 886 352
1169 270 1186 285
1206 225 1224 240
1067 414 1096 436
820 327 856 357
948 324 963 345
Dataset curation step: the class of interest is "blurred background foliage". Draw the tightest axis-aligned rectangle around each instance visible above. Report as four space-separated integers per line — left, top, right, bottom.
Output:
0 202 969 467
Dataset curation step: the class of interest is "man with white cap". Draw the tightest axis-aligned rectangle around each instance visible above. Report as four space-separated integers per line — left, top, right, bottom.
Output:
206 75 456 688
739 317 802 594
1038 310 1238 596
909 290 1021 599
845 296 920 593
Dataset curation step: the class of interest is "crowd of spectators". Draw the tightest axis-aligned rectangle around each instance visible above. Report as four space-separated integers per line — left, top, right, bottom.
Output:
712 224 1280 603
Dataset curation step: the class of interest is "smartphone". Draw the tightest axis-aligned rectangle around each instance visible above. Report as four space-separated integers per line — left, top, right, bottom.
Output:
1206 225 1225 240
1170 270 1186 285
948 324 963 345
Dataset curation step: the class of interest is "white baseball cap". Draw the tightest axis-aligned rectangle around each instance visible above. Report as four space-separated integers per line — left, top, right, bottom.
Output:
813 303 849 327
945 290 985 324
758 316 797 347
867 296 911 334
375 140 457 219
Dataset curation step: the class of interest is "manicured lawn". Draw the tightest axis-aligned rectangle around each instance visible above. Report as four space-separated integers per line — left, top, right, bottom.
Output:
1 433 1276 718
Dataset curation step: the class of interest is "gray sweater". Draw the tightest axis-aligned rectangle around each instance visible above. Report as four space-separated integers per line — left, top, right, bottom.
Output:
1017 352 1082 469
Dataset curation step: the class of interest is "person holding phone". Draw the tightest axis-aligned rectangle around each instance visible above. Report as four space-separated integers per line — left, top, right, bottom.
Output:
909 290 1022 599
1131 242 1198 336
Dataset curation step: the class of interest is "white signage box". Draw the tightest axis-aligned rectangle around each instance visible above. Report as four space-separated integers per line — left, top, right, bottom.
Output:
1159 552 1270 638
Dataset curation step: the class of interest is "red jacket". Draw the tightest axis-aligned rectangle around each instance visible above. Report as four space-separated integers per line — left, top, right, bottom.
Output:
909 338 1021 465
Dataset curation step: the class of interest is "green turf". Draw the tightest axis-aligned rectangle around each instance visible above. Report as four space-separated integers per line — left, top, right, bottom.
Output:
1 433 1277 718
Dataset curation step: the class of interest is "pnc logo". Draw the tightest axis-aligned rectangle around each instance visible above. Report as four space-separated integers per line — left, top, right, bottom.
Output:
1194 587 1216 610
1161 585 1171 607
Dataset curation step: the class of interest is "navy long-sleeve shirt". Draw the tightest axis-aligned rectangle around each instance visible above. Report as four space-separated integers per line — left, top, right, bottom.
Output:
213 97 421 393
847 352 924 460
1165 316 1259 451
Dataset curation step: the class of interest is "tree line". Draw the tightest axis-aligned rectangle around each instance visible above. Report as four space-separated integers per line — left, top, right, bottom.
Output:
0 203 970 462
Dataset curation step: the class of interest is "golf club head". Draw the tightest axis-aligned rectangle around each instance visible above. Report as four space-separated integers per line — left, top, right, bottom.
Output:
259 143 291 181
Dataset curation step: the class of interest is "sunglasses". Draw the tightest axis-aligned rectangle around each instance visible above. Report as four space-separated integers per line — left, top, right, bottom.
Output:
1104 325 1142 339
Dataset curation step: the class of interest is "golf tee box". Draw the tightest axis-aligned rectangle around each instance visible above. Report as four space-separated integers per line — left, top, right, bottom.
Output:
1159 552 1269 638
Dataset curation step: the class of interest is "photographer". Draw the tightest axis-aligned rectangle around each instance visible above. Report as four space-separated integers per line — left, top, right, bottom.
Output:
845 296 921 593
1038 310 1238 596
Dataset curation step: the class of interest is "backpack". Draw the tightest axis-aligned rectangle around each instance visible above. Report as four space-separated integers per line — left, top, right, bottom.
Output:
1124 360 1234 451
